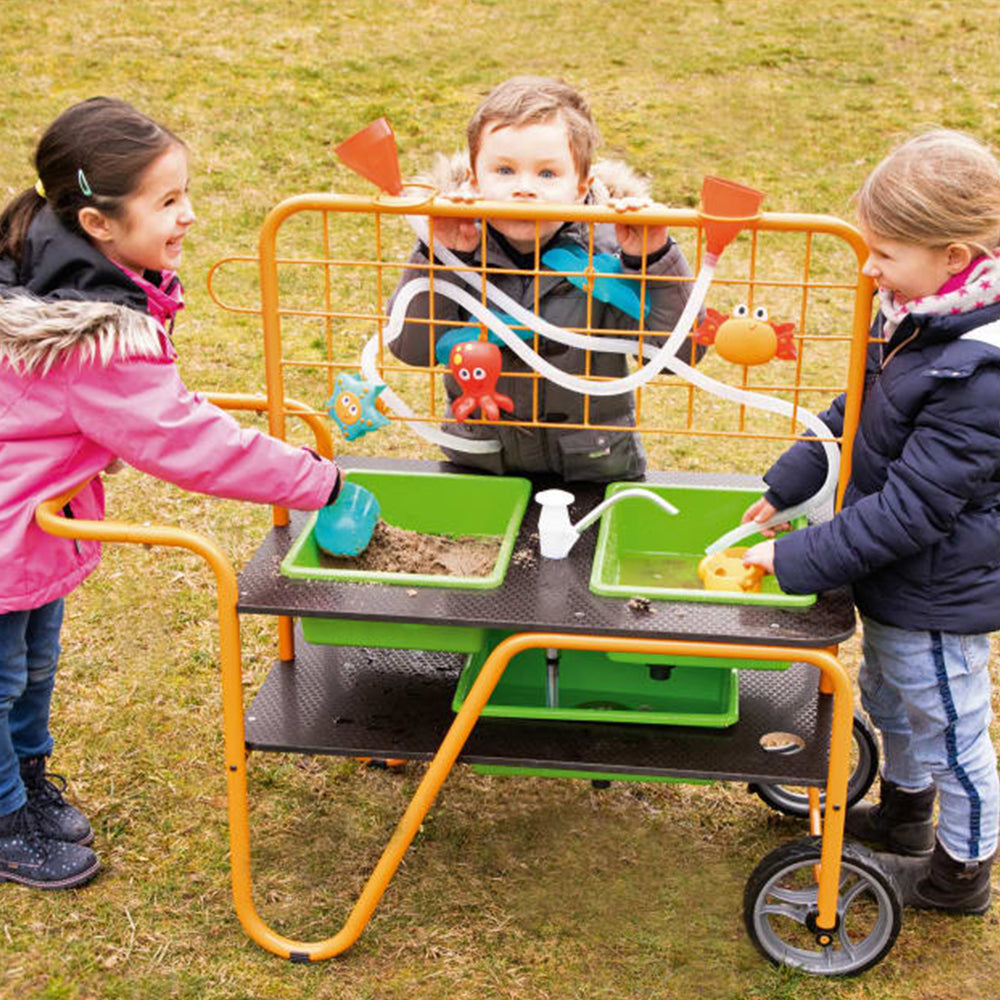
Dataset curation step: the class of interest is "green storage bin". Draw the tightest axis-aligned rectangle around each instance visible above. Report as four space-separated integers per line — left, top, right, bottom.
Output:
590 482 816 607
300 618 485 653
452 631 739 728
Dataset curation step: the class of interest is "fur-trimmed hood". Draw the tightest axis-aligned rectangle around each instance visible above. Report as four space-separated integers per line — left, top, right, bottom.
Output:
0 295 164 376
418 152 652 203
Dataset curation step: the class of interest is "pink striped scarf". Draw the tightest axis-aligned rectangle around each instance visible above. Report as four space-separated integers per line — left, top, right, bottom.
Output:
879 255 1000 336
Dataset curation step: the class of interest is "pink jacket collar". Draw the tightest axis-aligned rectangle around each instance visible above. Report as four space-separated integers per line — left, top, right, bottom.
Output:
113 263 185 330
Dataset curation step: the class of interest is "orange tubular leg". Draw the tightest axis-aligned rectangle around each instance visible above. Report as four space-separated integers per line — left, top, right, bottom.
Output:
228 633 853 960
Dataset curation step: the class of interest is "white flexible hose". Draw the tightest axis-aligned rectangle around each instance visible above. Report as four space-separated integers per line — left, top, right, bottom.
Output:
573 488 680 535
361 213 838 547
376 267 712 398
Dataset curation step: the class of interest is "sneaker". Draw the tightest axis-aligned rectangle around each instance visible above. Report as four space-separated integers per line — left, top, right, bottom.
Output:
0 802 100 890
19 756 93 845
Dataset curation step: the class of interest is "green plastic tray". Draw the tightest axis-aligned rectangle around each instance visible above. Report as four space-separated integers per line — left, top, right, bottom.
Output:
301 618 486 653
452 631 739 728
605 650 792 671
282 469 530 588
284 470 529 651
589 482 816 607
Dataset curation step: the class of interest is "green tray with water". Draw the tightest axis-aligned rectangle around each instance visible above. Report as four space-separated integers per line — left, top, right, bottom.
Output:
589 482 816 607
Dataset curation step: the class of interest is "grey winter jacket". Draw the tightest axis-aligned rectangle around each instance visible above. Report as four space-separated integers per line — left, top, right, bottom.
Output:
387 160 701 481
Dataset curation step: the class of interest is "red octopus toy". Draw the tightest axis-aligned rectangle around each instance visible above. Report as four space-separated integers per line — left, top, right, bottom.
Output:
448 340 514 421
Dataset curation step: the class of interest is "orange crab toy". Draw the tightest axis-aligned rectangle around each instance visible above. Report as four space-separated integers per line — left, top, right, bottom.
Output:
695 305 796 366
448 340 514 422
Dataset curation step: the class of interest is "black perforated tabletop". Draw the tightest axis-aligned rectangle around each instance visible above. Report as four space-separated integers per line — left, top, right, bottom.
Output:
237 457 856 648
239 458 855 782
244 632 836 783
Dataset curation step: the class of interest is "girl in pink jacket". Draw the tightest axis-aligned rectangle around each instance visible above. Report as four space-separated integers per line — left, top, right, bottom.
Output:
0 98 342 889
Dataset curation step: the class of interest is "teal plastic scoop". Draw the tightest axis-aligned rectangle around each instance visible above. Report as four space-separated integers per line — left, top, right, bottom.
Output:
314 480 381 557
541 244 651 320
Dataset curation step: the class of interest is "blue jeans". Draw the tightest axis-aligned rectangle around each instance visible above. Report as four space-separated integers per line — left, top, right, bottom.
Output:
0 599 64 817
859 615 999 862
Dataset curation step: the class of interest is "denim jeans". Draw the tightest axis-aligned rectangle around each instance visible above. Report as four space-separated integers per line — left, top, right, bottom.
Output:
0 599 64 817
859 615 999 861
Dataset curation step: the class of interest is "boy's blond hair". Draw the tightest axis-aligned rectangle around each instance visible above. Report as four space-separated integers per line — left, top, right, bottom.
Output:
856 129 1000 254
467 76 600 181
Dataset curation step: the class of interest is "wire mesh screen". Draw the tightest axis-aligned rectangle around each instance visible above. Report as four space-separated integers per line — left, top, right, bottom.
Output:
208 195 873 479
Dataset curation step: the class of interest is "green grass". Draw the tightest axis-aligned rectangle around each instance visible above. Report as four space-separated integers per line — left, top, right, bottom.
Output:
3 1 1000 998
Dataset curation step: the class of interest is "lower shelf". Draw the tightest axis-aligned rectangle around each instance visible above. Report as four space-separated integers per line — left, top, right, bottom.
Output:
244 633 836 785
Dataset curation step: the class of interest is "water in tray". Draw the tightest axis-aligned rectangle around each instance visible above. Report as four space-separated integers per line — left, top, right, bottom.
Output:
616 552 702 590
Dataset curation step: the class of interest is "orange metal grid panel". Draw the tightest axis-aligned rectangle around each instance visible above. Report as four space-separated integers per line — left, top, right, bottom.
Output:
208 193 874 493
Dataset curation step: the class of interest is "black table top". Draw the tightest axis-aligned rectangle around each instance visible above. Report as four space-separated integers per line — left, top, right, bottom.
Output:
237 457 856 649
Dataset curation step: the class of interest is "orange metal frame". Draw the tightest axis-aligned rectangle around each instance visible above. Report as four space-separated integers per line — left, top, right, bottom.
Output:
37 193 874 961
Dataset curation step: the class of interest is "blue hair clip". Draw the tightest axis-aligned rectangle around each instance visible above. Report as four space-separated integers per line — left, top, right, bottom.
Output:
77 169 93 198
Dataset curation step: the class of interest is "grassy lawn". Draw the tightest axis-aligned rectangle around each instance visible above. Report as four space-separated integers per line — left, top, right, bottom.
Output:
3 1 1000 998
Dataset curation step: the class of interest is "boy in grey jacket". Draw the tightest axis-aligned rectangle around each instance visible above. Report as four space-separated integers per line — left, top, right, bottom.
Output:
387 76 701 481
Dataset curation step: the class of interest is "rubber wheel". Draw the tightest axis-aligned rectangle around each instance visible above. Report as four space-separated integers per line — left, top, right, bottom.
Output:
744 836 902 976
749 711 878 817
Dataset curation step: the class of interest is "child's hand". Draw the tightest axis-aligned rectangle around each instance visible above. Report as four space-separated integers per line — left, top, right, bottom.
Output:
428 192 480 253
609 196 668 259
741 496 790 537
742 540 776 575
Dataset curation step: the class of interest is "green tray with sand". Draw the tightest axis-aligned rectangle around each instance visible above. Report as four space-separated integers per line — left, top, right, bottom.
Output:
281 469 531 651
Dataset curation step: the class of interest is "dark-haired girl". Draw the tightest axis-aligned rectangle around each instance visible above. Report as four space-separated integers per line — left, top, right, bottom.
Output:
0 98 343 889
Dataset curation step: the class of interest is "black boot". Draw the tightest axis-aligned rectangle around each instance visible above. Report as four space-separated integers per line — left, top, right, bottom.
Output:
0 801 100 890
19 756 93 845
845 777 935 856
878 841 994 914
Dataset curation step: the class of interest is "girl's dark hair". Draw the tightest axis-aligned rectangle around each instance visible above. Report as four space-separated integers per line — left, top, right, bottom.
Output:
0 96 184 262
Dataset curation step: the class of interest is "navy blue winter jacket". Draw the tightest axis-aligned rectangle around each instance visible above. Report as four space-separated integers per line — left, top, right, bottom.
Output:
765 301 1000 634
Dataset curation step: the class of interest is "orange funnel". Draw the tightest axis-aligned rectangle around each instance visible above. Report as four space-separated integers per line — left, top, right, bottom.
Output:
335 118 403 195
700 176 764 259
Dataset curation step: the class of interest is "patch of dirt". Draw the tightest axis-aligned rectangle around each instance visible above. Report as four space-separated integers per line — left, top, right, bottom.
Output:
319 520 502 577
511 546 537 570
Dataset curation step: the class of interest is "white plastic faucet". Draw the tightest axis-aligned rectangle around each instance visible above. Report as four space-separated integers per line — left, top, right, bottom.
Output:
535 487 680 559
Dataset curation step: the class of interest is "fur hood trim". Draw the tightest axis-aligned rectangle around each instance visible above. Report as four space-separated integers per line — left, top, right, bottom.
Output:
0 296 164 376
419 152 651 203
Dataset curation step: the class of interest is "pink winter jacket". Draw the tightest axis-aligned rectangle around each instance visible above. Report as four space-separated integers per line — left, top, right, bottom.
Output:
0 296 340 613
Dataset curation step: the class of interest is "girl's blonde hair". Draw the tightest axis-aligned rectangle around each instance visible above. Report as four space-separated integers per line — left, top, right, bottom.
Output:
856 129 1000 254
467 76 600 181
